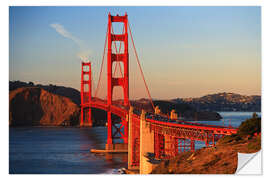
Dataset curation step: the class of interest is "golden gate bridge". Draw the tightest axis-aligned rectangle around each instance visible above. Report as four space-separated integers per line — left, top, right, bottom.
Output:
80 13 237 174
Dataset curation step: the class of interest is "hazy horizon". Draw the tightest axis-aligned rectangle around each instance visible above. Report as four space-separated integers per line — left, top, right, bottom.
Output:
9 6 261 99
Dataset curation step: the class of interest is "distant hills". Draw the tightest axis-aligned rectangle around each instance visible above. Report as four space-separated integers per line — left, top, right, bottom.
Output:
10 81 260 113
9 81 261 126
129 99 222 121
173 92 261 112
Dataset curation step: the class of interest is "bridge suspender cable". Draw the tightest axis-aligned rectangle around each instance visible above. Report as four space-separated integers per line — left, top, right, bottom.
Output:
95 25 125 97
95 21 155 110
94 26 108 97
128 22 155 111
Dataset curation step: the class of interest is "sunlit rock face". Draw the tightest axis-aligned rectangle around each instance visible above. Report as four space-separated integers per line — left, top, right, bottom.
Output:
9 87 79 126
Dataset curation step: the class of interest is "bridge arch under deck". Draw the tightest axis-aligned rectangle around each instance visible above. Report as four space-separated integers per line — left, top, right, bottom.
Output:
88 101 130 147
84 101 128 120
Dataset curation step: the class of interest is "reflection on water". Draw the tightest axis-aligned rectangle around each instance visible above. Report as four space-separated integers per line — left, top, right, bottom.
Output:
9 127 127 174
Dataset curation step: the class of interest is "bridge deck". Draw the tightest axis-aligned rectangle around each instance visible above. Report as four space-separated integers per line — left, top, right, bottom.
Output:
84 100 237 135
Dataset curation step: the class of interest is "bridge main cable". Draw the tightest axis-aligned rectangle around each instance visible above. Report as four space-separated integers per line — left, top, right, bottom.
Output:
128 22 155 111
94 26 109 97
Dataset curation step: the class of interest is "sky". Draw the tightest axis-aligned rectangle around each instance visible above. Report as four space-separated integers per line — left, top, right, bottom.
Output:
9 6 261 99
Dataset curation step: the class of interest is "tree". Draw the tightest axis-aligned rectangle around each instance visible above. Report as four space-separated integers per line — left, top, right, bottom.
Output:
237 114 261 136
28 81 34 86
252 112 258 119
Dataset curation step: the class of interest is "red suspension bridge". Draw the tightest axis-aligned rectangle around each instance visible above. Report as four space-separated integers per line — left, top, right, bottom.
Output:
80 13 237 173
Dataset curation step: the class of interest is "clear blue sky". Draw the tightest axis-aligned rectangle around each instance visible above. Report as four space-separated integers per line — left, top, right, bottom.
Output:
9 6 261 99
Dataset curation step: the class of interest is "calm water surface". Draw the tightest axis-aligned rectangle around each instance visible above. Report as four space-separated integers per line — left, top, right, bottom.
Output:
9 112 260 174
200 111 261 128
9 127 127 174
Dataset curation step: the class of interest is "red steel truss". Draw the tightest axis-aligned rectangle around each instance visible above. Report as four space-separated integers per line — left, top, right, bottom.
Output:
154 133 165 159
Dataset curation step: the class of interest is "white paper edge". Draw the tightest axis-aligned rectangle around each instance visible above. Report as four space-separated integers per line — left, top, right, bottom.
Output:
236 150 262 174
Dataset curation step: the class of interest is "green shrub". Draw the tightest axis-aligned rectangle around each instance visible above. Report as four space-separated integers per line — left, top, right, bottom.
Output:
237 113 261 137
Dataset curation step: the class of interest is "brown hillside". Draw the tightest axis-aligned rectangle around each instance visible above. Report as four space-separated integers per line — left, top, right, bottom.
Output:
151 134 261 174
9 87 79 126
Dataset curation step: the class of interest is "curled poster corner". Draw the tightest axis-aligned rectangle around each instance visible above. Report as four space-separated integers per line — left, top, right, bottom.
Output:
236 150 262 174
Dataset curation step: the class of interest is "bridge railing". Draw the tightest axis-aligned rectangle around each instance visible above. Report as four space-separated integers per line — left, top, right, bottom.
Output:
174 119 237 129
146 112 237 129
145 117 237 135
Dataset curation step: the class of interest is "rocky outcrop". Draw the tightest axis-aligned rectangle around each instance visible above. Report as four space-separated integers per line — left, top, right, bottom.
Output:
9 87 79 126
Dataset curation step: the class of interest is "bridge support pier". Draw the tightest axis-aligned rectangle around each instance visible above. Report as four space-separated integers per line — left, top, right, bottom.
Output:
105 109 128 151
80 107 92 127
128 107 134 169
205 132 217 147
164 135 178 158
139 110 156 174
106 111 112 146
128 107 140 170
105 143 128 151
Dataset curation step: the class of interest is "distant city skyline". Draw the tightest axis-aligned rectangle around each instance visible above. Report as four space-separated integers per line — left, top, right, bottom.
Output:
9 6 261 99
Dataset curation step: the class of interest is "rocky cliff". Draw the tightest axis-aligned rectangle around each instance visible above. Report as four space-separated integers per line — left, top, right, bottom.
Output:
9 81 81 105
9 87 80 126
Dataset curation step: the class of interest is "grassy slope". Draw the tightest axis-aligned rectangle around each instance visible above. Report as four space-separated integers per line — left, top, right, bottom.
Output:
151 134 261 174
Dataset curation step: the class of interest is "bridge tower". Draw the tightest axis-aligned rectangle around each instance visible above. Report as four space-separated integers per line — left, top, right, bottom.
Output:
80 62 92 126
106 13 129 150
